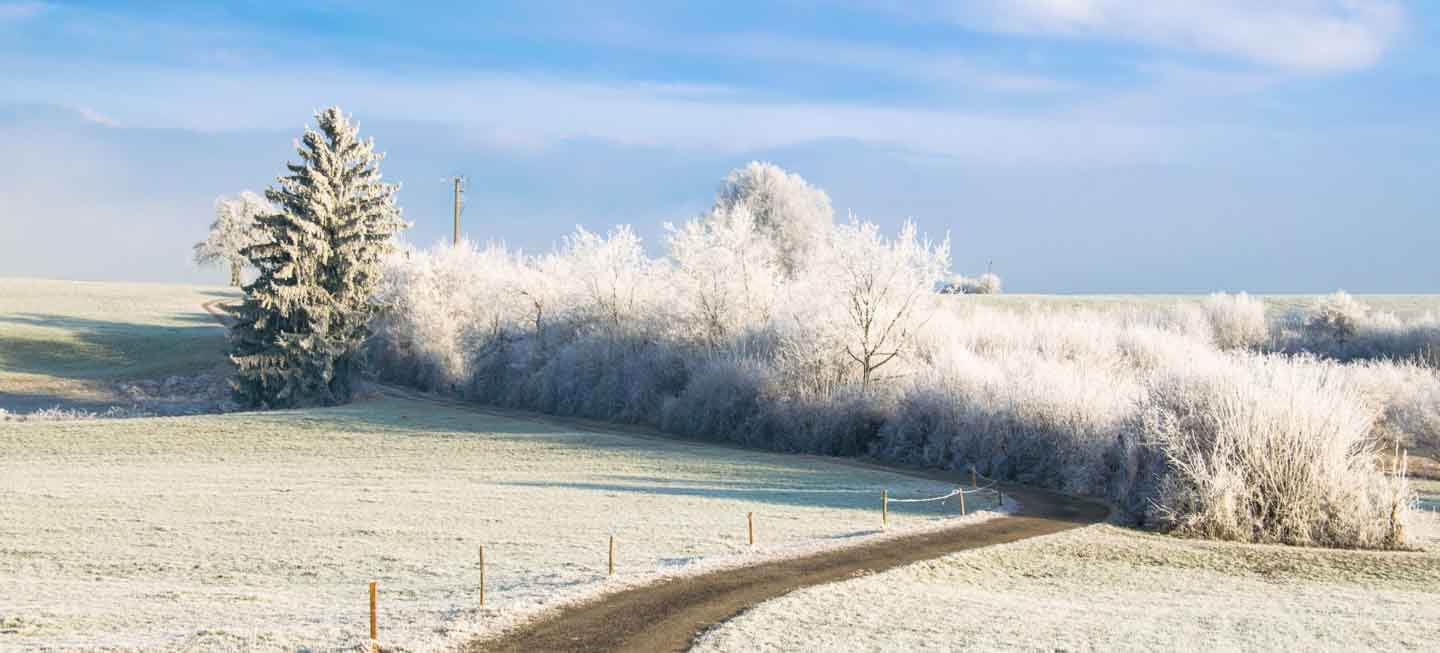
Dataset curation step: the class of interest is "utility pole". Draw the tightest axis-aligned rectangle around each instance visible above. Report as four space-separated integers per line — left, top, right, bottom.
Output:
449 176 465 245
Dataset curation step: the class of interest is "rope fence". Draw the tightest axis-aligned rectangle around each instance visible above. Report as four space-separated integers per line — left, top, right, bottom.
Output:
365 476 1009 647
883 476 1006 527
884 483 997 503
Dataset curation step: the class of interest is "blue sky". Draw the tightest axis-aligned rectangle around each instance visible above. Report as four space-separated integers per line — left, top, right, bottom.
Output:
1 1 1436 292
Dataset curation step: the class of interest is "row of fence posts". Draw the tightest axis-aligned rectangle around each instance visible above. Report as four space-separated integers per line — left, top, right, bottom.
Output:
365 475 1003 650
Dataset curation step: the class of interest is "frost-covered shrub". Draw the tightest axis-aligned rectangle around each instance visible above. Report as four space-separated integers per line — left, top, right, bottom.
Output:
0 405 155 421
1345 360 1440 454
1273 291 1440 363
1199 292 1268 350
371 241 532 390
520 335 688 422
974 272 1002 295
660 356 770 443
877 351 1134 495
938 272 1002 295
1123 356 1411 548
1305 291 1366 347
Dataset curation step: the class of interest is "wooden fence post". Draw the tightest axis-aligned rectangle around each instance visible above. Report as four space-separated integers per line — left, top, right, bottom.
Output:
748 512 755 546
608 535 615 576
369 581 378 652
971 467 978 490
959 489 966 515
478 545 486 609
882 489 889 529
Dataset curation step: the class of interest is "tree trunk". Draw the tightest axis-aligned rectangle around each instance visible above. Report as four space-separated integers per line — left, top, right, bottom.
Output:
230 262 241 287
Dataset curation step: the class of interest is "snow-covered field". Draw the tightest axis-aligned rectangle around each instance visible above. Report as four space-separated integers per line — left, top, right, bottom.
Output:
0 396 991 651
6 279 1437 650
691 522 1440 652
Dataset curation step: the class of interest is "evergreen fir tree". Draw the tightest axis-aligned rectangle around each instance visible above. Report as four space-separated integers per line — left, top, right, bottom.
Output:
230 107 409 408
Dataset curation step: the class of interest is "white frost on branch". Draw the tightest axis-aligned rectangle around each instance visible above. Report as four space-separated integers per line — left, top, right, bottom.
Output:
803 217 950 390
230 106 409 408
713 161 834 277
667 204 786 348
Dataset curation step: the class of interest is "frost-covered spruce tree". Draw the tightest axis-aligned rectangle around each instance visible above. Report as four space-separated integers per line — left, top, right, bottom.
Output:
230 106 409 408
194 191 269 286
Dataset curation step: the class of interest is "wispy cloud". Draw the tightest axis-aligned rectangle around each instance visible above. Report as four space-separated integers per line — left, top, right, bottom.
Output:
928 0 1406 73
1 60 1223 164
550 20 1075 96
75 105 119 127
0 1 47 22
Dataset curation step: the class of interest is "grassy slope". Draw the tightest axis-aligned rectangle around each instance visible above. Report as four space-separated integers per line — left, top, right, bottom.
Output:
693 523 1440 652
0 397 979 651
0 278 236 412
0 277 234 379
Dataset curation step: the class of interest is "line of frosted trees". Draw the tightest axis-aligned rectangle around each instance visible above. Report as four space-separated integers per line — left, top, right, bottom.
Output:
195 107 1423 550
370 162 1423 551
373 161 951 400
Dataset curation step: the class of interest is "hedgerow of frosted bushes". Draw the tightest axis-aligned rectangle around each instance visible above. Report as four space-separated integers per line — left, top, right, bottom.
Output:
369 163 1426 549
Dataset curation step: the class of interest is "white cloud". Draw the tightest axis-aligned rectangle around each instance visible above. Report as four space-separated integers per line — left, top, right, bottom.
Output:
691 32 1075 94
75 106 118 127
933 0 1405 72
547 20 1074 95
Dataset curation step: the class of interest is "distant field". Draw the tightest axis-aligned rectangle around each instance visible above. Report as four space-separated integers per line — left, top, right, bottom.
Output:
693 523 1440 652
956 293 1440 318
0 396 986 651
0 278 236 413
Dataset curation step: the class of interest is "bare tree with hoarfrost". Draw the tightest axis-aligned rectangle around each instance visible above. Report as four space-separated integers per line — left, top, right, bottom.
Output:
553 225 654 330
713 162 834 277
230 106 409 408
814 218 949 391
666 204 786 348
193 191 269 286
512 250 569 349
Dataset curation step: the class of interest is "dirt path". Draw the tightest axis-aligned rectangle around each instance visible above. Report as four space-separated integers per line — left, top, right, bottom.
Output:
200 304 1110 652
379 388 1111 653
471 478 1106 653
200 299 236 328
390 379 1115 653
